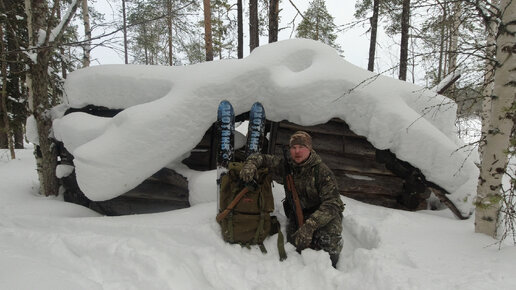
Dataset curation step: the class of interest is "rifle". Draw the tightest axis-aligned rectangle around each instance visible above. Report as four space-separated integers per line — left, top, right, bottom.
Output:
282 146 304 229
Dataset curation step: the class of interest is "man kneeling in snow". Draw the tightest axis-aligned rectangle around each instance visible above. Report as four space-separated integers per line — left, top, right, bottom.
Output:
240 131 344 267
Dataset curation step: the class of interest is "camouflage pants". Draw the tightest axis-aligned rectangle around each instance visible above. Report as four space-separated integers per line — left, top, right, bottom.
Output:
287 214 343 267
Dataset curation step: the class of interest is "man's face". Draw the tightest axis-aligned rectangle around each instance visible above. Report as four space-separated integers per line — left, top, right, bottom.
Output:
290 144 311 164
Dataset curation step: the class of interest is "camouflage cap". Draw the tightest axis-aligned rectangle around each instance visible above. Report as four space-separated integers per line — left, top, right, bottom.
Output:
289 131 312 150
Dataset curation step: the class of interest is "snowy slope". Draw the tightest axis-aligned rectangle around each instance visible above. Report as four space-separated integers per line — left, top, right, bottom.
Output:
51 39 478 216
0 149 514 290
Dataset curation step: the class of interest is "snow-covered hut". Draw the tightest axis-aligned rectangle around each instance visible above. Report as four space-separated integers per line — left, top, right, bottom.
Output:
52 39 478 218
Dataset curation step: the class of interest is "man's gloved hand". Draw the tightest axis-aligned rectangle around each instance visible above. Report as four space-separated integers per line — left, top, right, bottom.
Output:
239 163 257 183
292 219 317 251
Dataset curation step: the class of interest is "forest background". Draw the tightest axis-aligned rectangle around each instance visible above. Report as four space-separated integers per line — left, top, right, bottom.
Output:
1 0 515 240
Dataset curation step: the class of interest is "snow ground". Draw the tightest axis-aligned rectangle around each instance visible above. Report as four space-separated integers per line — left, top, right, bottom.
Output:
1 149 515 290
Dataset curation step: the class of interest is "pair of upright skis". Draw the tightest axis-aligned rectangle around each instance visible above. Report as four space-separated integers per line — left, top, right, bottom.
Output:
216 100 266 212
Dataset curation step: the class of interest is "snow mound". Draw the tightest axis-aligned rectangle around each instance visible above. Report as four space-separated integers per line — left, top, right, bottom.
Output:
53 39 478 216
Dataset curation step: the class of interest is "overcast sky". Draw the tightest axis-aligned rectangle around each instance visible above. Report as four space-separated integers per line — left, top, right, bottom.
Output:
90 0 389 71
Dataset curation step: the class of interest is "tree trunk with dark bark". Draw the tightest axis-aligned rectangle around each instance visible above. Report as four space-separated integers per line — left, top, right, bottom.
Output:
122 0 128 64
203 0 213 61
167 0 174 65
25 0 80 196
249 0 259 52
367 0 379 72
0 23 15 158
399 0 410 81
237 0 243 58
269 0 279 43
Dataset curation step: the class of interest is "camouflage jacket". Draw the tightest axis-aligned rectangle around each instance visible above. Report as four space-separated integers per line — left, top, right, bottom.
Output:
244 151 344 229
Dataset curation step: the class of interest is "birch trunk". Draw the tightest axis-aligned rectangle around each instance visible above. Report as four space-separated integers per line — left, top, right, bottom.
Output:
82 0 91 67
475 0 516 237
480 0 500 161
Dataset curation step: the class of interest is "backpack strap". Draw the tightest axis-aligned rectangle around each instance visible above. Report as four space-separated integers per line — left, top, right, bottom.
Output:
271 216 287 261
216 186 250 223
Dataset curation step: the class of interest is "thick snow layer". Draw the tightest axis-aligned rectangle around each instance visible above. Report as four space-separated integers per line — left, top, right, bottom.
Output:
54 39 477 216
1 149 515 290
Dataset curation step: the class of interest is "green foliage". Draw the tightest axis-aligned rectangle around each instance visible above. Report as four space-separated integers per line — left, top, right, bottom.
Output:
354 0 403 35
296 0 341 52
127 0 201 65
209 0 237 59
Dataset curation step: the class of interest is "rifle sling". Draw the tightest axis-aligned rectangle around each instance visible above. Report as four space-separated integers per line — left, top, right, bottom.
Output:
286 174 304 228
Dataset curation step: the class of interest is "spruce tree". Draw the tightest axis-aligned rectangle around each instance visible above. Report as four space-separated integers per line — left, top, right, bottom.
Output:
296 0 341 52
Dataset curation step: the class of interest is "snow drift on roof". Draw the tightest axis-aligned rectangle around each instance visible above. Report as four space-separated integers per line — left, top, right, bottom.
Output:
53 39 478 216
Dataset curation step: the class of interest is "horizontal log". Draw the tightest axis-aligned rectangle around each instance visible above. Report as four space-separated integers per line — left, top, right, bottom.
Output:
344 138 376 158
91 196 190 216
272 146 393 176
182 151 211 170
334 171 403 197
275 128 344 153
279 120 362 138
124 179 189 202
318 151 394 176
149 168 188 189
428 186 468 219
341 191 400 208
276 127 376 159
194 128 213 148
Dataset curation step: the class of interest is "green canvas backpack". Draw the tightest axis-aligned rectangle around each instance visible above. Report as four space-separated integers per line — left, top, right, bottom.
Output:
217 162 286 260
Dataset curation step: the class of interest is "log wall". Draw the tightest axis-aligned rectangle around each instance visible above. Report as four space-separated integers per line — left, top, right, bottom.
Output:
58 142 190 216
58 105 460 215
268 119 429 210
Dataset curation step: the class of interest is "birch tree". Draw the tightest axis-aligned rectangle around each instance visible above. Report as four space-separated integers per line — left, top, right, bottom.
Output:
479 0 500 161
475 0 516 238
82 0 91 67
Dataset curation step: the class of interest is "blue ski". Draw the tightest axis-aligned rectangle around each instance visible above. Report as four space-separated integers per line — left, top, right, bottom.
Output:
216 100 235 212
245 102 266 158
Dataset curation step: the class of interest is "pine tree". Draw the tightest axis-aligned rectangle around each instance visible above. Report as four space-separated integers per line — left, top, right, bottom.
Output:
127 0 199 65
250 0 259 51
203 0 213 61
211 0 236 59
296 0 341 52
354 0 381 72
